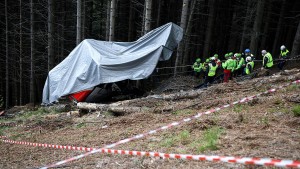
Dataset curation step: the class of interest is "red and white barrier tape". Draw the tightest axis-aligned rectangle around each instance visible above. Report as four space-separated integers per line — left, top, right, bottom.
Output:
84 150 300 168
39 79 300 169
1 138 96 152
1 137 299 168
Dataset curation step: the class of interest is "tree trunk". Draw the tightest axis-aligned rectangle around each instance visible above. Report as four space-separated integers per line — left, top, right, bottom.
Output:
19 0 23 105
174 0 189 76
227 1 238 52
141 3 146 36
82 0 86 40
89 1 93 38
14 55 18 106
77 102 174 115
183 0 197 67
60 0 66 60
128 0 134 41
109 0 116 41
250 0 264 57
239 0 252 52
156 0 162 27
271 0 285 56
99 1 104 39
291 20 300 57
5 0 9 109
48 0 54 72
260 1 271 50
203 0 215 57
106 0 111 40
30 0 35 105
144 0 152 34
76 0 82 45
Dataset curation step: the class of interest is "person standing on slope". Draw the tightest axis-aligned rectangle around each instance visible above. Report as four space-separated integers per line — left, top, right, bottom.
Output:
278 45 289 71
261 50 273 76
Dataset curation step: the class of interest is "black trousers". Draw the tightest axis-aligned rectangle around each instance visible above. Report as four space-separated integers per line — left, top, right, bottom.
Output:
204 76 215 87
278 60 286 70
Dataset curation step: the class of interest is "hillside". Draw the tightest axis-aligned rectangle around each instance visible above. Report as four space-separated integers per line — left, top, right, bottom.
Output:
0 69 300 169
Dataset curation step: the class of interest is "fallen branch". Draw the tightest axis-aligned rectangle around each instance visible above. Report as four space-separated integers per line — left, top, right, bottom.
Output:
148 89 205 100
77 102 174 115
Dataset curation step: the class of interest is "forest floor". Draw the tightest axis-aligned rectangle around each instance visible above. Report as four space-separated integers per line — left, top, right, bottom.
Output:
0 66 300 169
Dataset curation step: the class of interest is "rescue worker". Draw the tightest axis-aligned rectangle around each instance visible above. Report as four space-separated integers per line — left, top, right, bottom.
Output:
213 54 223 82
234 53 245 77
192 58 202 77
244 56 254 75
278 45 289 71
203 57 218 87
201 58 210 80
213 54 222 67
224 53 229 60
243 48 255 61
231 52 238 78
261 50 273 76
222 53 236 82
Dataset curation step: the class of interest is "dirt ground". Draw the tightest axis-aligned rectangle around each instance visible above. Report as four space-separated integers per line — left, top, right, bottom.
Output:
0 68 300 169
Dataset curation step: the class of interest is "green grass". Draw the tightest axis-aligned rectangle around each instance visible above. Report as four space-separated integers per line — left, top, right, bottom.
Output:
16 107 50 120
0 126 10 136
259 117 269 126
160 130 191 147
197 126 224 152
76 122 86 128
273 98 283 105
286 85 299 91
0 118 13 123
172 109 193 115
10 132 27 140
233 105 244 113
161 137 176 147
158 127 224 153
292 105 300 117
178 130 190 145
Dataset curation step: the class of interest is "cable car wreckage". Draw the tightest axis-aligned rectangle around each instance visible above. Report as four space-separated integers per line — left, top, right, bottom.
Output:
42 23 183 105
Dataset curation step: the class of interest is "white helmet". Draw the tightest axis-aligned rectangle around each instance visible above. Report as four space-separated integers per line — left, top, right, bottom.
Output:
280 45 286 50
261 50 267 56
210 57 215 61
246 56 252 62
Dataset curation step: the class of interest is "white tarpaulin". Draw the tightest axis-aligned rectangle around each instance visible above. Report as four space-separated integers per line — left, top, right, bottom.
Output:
42 22 183 104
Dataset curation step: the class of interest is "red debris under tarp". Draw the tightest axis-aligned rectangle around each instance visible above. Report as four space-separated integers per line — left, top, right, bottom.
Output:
68 90 93 102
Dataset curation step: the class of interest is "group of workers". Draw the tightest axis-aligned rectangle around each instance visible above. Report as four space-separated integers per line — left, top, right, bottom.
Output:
192 45 290 88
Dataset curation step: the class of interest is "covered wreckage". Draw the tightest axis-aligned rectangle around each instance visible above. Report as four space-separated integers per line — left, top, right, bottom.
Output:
42 22 183 104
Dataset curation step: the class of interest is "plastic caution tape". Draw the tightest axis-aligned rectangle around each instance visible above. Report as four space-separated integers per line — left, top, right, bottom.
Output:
57 150 300 168
38 79 300 169
2 139 96 151
1 137 299 168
